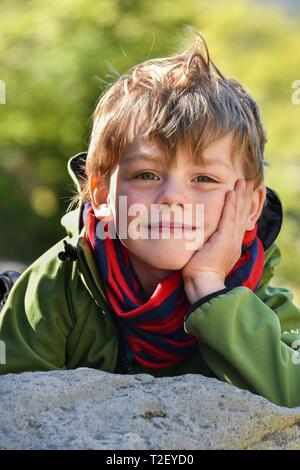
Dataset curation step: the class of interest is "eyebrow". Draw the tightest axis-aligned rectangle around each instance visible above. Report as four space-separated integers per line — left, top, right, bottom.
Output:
123 151 232 170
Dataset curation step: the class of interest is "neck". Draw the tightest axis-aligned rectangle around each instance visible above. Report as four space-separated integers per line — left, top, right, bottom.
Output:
128 251 173 298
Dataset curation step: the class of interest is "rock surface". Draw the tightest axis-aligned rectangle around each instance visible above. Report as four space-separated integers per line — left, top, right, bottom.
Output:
1 368 300 450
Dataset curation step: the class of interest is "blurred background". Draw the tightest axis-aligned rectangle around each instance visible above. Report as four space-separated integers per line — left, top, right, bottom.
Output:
0 0 299 304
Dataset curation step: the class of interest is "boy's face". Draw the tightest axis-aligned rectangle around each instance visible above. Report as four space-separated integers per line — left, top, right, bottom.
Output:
90 131 265 271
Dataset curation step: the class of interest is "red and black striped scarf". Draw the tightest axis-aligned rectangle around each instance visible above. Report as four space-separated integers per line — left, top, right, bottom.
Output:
83 202 265 370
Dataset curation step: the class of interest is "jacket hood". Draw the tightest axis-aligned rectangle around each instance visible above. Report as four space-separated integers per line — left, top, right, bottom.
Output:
62 151 283 251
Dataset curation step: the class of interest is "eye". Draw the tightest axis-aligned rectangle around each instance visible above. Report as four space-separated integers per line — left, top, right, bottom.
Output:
134 172 159 180
193 175 216 183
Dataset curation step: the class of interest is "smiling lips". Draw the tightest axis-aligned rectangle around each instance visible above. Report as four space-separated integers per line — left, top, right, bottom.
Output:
147 223 197 231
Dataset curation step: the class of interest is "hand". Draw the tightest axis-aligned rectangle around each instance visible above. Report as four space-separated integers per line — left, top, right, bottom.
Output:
182 178 255 303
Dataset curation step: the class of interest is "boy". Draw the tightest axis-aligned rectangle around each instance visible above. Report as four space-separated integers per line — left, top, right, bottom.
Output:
1 29 300 408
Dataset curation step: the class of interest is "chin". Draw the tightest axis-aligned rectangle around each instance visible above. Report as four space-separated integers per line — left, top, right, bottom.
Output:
150 259 188 270
140 245 195 271
121 237 198 270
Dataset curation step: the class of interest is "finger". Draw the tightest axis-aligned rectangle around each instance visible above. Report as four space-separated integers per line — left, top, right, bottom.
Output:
243 180 255 220
217 190 236 234
246 179 254 207
235 179 247 213
236 179 254 223
237 180 255 241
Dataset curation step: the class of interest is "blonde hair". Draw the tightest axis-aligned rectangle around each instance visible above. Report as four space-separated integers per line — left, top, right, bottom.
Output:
72 26 269 208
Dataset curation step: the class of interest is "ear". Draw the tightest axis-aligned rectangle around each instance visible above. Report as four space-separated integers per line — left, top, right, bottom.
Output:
246 183 267 231
89 175 113 221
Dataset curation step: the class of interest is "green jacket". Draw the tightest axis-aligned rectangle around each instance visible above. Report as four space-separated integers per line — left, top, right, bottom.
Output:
1 152 300 408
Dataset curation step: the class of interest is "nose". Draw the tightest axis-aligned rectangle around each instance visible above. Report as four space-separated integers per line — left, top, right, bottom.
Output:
154 176 188 209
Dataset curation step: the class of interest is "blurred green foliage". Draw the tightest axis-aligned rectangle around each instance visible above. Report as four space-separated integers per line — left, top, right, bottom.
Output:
0 0 299 303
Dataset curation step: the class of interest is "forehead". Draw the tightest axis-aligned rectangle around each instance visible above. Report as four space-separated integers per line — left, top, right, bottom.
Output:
121 136 160 162
121 133 243 173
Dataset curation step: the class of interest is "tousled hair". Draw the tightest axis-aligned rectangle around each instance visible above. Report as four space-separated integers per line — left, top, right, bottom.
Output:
70 26 269 209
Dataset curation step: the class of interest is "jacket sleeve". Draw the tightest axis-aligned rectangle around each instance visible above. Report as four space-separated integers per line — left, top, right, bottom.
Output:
184 242 300 408
0 240 76 375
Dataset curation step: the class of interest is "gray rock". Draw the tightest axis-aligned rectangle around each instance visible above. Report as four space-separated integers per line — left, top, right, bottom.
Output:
1 368 300 450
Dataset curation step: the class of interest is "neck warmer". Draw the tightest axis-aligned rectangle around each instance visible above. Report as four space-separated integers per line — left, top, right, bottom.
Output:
83 203 265 369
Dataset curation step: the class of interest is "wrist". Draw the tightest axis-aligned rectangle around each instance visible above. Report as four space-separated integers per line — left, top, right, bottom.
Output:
183 272 225 304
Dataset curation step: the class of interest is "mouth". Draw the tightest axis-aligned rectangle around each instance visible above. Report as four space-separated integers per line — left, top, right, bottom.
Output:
147 223 197 231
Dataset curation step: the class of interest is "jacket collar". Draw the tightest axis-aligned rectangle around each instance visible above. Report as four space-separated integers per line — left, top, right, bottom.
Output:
64 151 283 252
257 186 283 250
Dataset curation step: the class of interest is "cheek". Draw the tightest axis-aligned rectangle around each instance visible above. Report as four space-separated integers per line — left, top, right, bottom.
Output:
202 193 226 233
115 190 151 230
